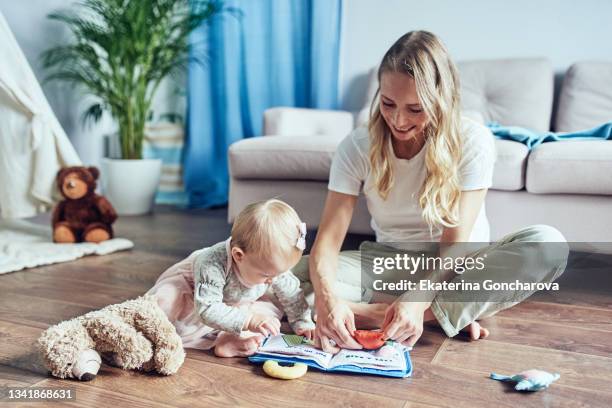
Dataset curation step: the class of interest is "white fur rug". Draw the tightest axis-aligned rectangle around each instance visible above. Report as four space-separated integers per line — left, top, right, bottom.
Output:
0 219 134 275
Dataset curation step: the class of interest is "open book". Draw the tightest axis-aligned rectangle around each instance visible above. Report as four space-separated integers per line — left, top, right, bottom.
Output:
249 334 412 378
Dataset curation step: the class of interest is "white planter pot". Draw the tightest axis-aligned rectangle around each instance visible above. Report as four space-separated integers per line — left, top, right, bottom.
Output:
100 158 162 215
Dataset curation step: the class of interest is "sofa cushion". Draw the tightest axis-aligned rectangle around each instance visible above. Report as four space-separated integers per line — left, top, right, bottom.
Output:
357 59 553 132
492 139 528 191
555 62 612 132
356 68 379 128
263 107 354 137
458 58 554 132
230 135 526 192
526 140 612 194
229 136 341 180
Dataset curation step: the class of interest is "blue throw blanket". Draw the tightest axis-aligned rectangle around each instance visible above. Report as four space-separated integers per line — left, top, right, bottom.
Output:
487 122 612 149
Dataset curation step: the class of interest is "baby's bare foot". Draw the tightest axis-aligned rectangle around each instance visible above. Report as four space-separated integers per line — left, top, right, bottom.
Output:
462 321 490 340
214 333 264 357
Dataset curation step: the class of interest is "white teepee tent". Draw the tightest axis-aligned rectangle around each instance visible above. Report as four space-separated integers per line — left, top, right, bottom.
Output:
0 11 81 219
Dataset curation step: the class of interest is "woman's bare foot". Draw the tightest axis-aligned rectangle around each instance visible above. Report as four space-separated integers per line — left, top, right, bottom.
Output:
214 332 264 357
461 321 490 340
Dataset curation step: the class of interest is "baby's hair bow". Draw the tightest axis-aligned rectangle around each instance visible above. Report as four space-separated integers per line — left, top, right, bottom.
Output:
295 222 307 250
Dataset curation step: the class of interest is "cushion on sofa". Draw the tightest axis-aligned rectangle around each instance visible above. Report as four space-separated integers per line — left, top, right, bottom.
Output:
230 134 525 191
492 139 528 191
356 68 379 128
458 58 554 132
555 61 612 132
263 107 354 137
229 136 341 180
357 58 553 132
526 140 612 194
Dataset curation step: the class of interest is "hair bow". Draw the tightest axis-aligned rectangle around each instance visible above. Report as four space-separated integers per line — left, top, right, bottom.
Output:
295 222 307 250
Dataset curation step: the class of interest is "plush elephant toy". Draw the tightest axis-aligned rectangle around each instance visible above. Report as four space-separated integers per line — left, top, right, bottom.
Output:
37 295 185 380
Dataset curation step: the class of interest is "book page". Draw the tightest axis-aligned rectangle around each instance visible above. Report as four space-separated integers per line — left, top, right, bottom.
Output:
256 334 333 368
329 342 407 371
256 334 408 373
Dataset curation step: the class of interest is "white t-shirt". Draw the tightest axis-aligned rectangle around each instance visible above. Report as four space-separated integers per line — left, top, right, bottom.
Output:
328 117 496 243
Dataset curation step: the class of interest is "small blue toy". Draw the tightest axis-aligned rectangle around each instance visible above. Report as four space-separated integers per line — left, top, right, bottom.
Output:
490 369 560 391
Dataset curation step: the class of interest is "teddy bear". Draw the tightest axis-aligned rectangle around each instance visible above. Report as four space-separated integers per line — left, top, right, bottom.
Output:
52 166 117 244
37 295 185 381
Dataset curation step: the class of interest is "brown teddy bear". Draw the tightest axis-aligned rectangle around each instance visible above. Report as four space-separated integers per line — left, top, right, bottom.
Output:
52 166 117 243
37 295 185 381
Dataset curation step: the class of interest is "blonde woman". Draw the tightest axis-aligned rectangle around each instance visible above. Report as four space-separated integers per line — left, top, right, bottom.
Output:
292 31 568 353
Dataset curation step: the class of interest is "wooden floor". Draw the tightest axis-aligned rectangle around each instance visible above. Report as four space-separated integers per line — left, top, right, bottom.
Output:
1 206 611 407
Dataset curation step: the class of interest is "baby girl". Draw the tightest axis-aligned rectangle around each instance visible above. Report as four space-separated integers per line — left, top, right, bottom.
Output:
147 199 314 357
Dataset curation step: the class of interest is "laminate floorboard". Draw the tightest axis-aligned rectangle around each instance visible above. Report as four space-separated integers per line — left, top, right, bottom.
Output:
1 206 610 407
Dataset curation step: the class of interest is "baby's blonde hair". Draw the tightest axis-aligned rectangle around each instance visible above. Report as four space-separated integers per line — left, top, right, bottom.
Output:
368 31 463 233
231 199 303 258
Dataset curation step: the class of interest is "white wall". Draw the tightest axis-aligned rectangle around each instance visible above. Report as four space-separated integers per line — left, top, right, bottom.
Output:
339 0 612 112
0 0 184 166
3 0 612 163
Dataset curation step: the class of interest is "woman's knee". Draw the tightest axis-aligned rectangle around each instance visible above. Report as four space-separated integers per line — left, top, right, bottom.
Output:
496 225 569 282
521 224 566 243
521 225 569 280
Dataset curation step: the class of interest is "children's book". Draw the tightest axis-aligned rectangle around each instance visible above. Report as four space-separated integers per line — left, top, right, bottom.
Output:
249 334 412 378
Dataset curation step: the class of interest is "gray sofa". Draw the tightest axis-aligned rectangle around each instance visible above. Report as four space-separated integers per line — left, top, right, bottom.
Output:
228 58 612 242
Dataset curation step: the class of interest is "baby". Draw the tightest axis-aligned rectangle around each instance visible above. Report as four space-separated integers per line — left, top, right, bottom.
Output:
148 199 314 357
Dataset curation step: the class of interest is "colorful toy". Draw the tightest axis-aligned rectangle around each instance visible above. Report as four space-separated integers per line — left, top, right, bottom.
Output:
490 369 560 391
353 330 385 349
263 360 308 380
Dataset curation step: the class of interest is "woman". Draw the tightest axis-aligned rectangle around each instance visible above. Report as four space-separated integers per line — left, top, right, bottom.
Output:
292 31 569 353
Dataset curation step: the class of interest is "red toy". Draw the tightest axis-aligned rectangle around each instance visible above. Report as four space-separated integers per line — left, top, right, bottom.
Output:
353 330 385 349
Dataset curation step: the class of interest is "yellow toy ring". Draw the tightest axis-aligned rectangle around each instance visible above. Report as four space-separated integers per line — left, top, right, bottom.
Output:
262 360 308 380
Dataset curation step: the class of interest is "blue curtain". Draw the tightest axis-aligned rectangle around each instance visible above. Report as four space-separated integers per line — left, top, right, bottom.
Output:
184 0 343 208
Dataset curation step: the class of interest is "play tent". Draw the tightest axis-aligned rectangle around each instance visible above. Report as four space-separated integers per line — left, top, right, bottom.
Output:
0 11 81 219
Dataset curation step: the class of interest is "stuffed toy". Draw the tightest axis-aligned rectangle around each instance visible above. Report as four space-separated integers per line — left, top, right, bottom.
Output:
490 369 560 391
37 295 185 381
52 166 117 243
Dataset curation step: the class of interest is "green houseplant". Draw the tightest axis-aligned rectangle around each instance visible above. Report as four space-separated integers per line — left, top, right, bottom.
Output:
42 0 221 214
43 0 220 159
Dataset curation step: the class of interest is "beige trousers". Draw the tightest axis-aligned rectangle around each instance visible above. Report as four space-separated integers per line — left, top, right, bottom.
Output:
292 224 569 337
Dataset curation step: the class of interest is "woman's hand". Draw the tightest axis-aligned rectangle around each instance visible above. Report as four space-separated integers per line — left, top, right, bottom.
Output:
308 191 360 353
381 301 428 347
314 297 362 353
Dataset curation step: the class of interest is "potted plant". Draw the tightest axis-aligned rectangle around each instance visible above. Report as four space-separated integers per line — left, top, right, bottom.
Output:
42 0 221 214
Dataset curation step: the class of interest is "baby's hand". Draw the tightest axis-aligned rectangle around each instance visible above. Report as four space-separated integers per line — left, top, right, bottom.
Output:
245 313 281 337
295 327 315 341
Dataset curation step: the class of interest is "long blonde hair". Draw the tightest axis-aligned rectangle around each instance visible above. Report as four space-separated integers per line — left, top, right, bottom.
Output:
368 31 463 232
